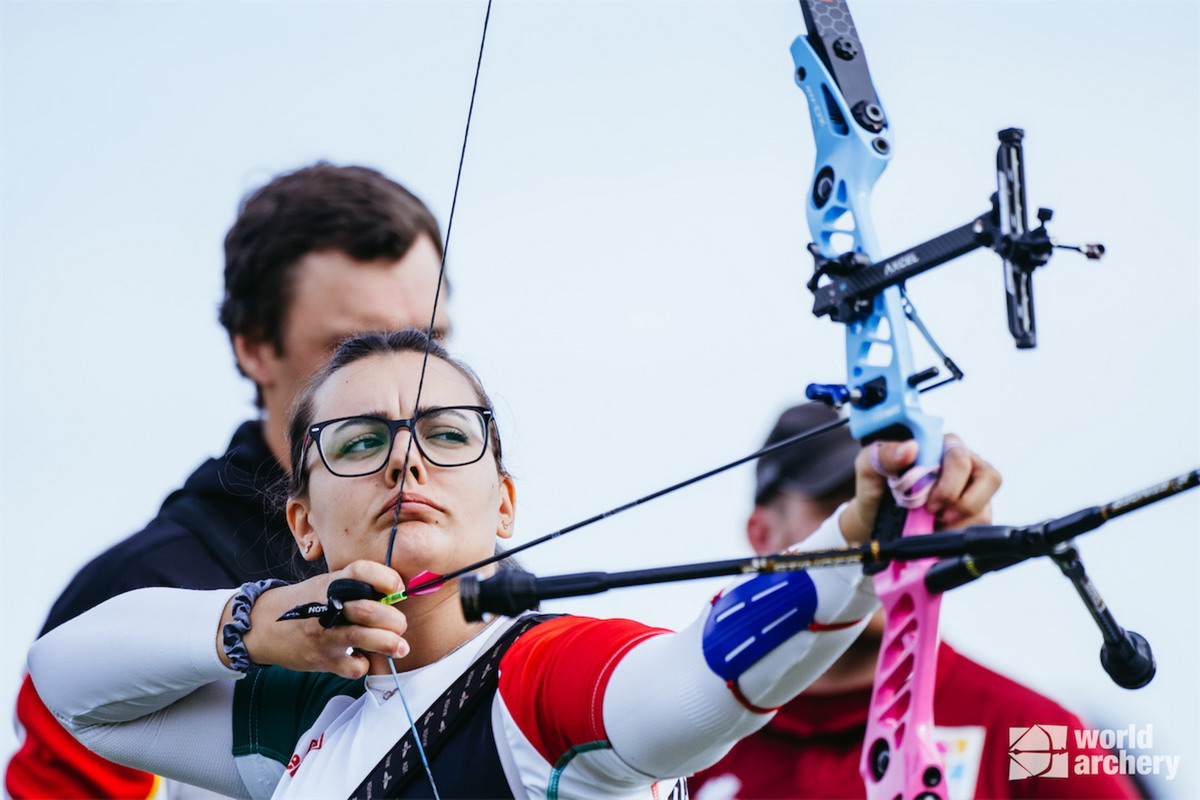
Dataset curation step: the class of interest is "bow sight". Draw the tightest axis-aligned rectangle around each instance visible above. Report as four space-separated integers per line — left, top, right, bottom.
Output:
804 127 1105 411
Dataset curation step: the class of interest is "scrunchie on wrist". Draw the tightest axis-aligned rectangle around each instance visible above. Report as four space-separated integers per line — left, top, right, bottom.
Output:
222 579 287 673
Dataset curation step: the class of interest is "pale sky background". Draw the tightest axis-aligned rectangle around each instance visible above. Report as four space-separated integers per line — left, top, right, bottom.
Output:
2 0 1198 796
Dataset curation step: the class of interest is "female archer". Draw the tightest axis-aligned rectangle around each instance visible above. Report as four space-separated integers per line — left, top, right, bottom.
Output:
29 330 999 799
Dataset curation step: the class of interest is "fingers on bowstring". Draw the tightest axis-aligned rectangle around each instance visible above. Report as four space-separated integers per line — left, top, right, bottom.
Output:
341 560 406 596
342 600 409 644
325 623 409 679
341 599 409 652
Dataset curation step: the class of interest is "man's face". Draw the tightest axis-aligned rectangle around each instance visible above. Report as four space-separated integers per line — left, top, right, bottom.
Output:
241 235 451 428
747 490 842 555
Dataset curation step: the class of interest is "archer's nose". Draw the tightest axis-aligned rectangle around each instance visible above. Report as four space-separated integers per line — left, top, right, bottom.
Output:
387 428 427 486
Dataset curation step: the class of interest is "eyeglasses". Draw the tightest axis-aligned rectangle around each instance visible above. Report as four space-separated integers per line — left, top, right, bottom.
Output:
305 406 494 477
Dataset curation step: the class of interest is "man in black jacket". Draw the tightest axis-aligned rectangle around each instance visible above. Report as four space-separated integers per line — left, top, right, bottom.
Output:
8 163 449 800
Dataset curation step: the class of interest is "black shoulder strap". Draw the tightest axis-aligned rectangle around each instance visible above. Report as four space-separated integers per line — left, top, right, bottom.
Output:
351 614 561 800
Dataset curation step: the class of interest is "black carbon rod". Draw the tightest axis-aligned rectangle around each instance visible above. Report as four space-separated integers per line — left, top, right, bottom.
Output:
926 468 1199 592
456 468 1200 615
460 545 872 620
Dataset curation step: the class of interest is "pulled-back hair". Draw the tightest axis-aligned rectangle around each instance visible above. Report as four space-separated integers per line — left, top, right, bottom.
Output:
220 163 443 405
286 330 505 499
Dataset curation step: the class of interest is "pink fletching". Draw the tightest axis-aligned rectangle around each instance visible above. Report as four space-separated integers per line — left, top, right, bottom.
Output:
407 570 444 596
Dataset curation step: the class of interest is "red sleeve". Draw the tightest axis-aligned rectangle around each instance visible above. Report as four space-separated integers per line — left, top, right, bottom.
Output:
497 616 667 764
5 674 159 800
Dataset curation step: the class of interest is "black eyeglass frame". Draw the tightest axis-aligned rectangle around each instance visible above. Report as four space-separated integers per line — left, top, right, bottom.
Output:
305 405 495 476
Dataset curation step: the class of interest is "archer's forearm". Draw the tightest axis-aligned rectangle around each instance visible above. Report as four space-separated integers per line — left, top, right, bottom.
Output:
29 587 241 726
601 510 877 778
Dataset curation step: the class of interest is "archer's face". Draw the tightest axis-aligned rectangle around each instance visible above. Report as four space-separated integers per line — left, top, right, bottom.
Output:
287 352 514 581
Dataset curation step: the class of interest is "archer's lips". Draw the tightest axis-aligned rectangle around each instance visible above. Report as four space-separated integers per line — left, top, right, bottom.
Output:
382 492 444 518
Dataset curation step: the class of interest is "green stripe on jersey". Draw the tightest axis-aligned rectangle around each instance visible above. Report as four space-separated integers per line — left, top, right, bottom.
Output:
548 740 611 799
232 666 365 765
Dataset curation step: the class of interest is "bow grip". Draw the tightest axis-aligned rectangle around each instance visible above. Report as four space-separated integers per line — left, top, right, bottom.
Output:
862 509 948 800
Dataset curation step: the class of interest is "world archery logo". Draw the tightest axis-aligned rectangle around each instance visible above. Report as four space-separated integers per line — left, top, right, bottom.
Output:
1008 725 1069 779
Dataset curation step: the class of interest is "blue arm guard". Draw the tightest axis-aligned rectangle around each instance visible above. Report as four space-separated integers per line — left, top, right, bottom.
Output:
702 572 819 682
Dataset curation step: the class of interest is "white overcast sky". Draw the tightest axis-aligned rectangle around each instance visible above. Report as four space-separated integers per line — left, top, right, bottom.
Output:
2 1 1198 795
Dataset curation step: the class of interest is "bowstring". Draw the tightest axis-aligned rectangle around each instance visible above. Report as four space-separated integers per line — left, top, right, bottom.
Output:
380 2 494 797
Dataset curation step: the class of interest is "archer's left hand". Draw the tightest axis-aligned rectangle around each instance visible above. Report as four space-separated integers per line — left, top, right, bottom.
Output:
839 434 1000 545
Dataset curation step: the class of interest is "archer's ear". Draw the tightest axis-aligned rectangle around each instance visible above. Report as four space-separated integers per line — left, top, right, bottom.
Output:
746 506 776 555
232 333 278 389
287 496 323 561
496 474 516 540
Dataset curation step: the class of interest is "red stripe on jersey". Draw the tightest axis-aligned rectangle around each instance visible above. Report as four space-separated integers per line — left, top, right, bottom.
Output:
497 616 667 764
6 674 159 800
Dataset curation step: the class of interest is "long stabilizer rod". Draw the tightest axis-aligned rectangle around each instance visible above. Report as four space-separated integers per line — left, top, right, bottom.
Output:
461 469 1198 620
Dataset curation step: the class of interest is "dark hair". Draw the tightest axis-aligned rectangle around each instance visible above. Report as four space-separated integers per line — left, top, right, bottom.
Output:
220 163 444 405
286 329 505 499
759 476 856 516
